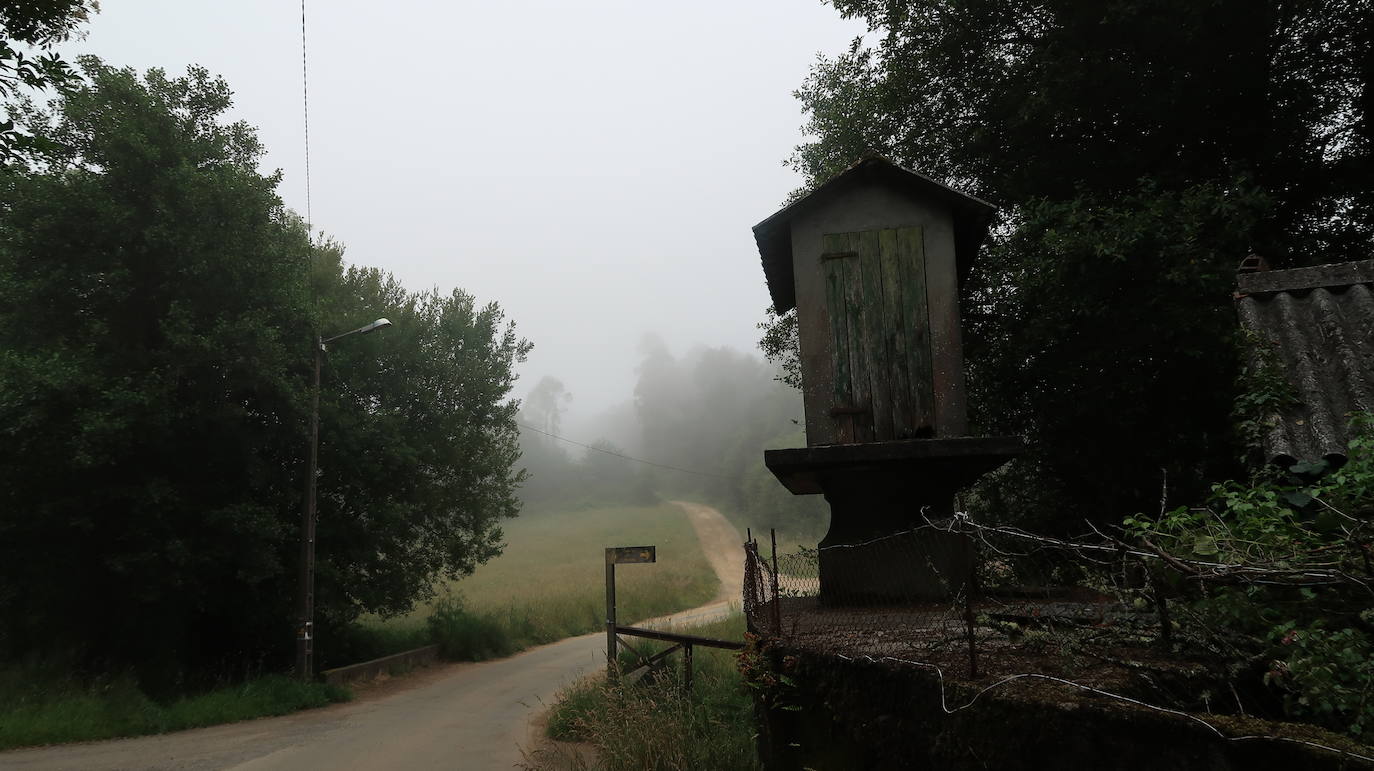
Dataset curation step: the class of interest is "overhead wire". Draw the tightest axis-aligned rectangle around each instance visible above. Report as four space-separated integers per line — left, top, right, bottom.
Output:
297 6 712 484
299 0 312 230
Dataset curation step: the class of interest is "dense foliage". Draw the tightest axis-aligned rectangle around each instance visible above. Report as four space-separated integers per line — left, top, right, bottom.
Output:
756 307 800 390
0 59 528 688
0 0 97 159
1125 415 1374 737
755 0 1374 740
766 0 1374 528
307 249 530 623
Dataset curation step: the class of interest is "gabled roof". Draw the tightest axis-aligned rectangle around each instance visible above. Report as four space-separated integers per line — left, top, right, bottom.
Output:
1235 258 1374 467
752 153 997 314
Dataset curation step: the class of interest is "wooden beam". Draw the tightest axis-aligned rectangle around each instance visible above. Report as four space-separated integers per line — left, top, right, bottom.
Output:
614 625 745 650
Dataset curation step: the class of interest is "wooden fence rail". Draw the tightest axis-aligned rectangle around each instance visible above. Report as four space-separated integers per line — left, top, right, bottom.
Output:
604 544 743 691
614 625 744 690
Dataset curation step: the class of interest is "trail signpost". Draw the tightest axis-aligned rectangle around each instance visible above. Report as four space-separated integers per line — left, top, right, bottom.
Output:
603 544 743 689
605 545 655 679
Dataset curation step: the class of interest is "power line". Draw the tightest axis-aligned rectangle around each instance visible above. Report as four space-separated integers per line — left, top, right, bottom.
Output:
299 0 312 229
516 421 729 479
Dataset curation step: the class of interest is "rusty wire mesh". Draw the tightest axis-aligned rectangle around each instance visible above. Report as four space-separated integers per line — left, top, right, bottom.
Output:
741 514 1374 764
745 515 1171 684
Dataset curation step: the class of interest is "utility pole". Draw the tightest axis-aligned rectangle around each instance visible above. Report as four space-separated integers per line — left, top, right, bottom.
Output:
296 336 322 680
296 318 391 681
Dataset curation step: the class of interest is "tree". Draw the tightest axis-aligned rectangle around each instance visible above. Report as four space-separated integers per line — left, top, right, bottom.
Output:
307 249 530 625
0 59 528 687
632 339 827 534
1 0 98 159
766 0 1374 527
757 306 800 389
523 375 572 437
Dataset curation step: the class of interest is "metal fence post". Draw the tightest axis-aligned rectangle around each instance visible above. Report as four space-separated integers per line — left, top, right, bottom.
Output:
770 529 782 637
683 641 694 692
964 529 979 679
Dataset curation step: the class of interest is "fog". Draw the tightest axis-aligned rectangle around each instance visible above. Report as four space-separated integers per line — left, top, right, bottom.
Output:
56 1 864 425
516 335 828 538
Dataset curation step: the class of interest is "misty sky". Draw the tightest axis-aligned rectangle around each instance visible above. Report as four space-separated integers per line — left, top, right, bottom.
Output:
55 1 864 422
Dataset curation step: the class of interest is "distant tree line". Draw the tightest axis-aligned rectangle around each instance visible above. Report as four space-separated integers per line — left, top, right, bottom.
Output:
0 59 528 691
516 341 828 539
516 374 658 510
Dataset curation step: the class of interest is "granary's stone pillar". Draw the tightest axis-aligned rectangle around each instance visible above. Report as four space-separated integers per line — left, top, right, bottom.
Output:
764 436 1021 603
752 153 1022 603
819 470 970 603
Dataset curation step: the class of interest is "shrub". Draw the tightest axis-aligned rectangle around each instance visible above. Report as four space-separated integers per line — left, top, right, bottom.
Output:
1123 413 1374 737
427 595 515 661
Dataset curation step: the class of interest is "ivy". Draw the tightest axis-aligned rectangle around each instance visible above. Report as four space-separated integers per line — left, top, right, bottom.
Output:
1233 328 1300 466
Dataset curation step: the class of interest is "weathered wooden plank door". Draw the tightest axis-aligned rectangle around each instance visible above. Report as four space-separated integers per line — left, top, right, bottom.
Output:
820 227 934 442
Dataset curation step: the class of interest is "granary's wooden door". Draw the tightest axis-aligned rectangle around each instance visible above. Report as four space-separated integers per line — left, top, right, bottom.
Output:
821 227 935 443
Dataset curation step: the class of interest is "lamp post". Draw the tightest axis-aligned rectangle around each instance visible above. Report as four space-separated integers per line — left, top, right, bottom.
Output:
297 317 392 680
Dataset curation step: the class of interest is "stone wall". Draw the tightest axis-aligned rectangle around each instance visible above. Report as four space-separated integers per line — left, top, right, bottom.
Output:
752 647 1370 770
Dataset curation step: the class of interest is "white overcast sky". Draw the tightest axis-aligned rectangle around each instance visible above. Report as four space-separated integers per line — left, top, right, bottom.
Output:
58 1 864 421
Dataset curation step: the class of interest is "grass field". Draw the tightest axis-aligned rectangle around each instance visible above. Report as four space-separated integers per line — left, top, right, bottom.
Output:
360 502 722 660
0 667 349 751
539 613 757 771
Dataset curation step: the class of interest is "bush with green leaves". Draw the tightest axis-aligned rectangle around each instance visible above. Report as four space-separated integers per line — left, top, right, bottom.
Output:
426 595 516 662
1265 619 1374 737
1124 414 1374 737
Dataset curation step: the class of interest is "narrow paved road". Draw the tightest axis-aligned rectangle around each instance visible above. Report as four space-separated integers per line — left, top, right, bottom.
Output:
0 502 743 771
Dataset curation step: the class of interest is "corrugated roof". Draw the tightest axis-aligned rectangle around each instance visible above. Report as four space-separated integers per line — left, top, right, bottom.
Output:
1235 258 1374 468
752 153 996 314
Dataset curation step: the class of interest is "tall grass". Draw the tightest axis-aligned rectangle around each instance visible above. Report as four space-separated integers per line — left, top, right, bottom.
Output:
366 503 722 661
537 614 758 771
0 662 349 751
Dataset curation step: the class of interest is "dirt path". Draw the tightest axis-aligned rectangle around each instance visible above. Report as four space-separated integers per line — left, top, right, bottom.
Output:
0 502 743 771
635 501 743 630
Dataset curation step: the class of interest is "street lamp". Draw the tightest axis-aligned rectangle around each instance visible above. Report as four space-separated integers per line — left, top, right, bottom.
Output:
297 317 392 680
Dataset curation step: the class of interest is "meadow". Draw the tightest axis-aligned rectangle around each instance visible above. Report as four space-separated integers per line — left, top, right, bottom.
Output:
354 502 722 661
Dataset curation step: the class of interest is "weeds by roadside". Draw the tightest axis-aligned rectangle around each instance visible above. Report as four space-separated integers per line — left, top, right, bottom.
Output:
0 666 349 751
536 614 757 771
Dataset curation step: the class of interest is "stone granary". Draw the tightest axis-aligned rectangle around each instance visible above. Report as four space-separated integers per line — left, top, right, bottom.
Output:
753 153 1022 602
